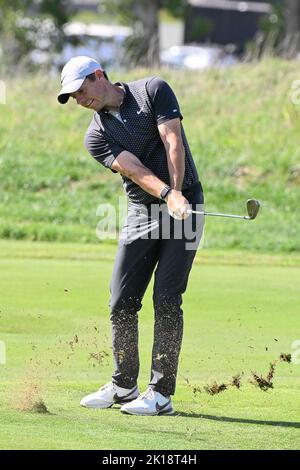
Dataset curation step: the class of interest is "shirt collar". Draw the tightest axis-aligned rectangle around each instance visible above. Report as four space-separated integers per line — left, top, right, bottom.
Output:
98 81 128 116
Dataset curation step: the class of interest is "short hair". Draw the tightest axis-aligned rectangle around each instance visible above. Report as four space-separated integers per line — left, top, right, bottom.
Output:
86 70 109 81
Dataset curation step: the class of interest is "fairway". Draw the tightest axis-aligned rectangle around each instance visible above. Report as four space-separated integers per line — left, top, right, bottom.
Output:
0 241 299 450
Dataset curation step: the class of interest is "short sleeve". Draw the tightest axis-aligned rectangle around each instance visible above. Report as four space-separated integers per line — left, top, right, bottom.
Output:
147 77 183 125
84 129 124 173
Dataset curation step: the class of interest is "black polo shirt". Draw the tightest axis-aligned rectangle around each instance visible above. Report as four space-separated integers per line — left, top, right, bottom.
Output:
84 76 200 204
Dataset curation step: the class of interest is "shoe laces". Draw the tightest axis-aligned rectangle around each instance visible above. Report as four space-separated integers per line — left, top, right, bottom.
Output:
100 382 112 391
139 388 155 400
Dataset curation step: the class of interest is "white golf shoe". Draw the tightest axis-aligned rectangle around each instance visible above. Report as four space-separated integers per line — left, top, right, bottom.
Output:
80 382 139 409
120 387 174 416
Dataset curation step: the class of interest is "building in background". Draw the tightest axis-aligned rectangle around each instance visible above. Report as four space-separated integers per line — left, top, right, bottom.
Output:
185 0 273 52
69 0 99 12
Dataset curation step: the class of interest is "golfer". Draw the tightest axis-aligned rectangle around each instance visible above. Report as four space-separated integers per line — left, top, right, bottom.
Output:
58 56 204 415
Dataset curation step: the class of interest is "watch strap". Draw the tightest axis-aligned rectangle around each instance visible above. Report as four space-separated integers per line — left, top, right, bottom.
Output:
160 186 172 200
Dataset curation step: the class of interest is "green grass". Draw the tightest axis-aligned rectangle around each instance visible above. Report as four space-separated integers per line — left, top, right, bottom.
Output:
0 59 299 251
0 241 299 450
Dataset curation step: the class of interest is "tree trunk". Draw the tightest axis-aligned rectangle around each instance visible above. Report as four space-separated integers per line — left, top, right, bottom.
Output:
133 0 160 66
285 0 300 35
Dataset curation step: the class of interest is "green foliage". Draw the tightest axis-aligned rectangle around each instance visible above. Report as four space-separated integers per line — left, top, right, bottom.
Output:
0 60 300 251
258 0 285 40
102 0 187 23
0 242 299 449
38 0 70 27
102 0 161 66
0 0 70 71
0 0 27 12
160 0 187 19
187 16 214 42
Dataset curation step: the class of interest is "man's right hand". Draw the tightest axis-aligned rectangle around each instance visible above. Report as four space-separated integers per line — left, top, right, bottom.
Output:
166 190 190 220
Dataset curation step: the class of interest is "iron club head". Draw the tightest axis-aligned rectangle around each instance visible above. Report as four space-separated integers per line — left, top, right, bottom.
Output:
246 199 260 220
187 198 261 220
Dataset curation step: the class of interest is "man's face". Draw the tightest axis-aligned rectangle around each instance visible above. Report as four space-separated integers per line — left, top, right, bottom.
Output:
70 73 105 111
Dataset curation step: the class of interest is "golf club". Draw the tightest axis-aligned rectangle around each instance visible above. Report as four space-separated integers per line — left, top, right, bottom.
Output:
187 199 260 220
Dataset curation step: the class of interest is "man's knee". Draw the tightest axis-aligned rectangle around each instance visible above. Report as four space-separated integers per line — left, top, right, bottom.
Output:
153 292 183 314
110 294 142 320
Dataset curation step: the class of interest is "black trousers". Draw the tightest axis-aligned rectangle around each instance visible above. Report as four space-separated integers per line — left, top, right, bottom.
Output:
109 183 204 396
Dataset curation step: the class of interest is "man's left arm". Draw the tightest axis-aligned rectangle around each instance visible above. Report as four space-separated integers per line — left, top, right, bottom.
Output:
158 117 190 218
158 117 185 191
147 77 189 218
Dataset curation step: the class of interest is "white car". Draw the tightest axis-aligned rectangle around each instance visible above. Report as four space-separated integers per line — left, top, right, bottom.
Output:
60 22 132 69
160 44 238 70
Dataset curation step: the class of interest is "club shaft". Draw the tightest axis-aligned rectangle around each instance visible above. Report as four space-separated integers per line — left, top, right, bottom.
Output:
187 209 249 220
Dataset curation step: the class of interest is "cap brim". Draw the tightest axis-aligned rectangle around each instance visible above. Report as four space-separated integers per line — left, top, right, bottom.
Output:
57 77 85 104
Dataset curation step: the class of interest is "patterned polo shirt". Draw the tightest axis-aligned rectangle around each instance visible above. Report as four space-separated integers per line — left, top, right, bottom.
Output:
84 76 200 204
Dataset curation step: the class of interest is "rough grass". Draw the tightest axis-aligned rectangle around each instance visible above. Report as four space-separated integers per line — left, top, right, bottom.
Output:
0 241 299 450
0 58 300 251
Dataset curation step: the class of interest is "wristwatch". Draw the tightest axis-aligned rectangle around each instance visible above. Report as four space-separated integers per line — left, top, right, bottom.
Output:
160 185 172 201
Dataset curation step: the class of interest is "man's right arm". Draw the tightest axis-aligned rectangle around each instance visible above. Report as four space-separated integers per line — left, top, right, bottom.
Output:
85 129 188 218
111 151 189 218
85 126 167 198
111 150 167 199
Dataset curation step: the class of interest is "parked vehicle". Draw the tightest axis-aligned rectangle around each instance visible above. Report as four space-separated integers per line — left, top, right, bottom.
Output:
18 19 132 70
60 22 132 69
160 44 238 70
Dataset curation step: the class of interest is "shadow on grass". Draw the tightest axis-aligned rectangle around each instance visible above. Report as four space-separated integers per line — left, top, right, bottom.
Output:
175 412 300 429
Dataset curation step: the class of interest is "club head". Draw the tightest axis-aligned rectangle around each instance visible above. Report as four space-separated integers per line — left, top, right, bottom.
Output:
246 199 260 220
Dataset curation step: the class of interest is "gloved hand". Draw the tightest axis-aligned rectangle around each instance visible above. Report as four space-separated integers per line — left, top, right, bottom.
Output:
166 190 191 220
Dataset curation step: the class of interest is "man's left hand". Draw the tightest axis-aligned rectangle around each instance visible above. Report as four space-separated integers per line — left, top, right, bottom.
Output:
166 190 190 220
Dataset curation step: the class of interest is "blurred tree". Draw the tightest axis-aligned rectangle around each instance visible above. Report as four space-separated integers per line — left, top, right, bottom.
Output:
37 0 70 28
160 0 187 19
284 0 300 35
0 0 71 71
103 0 300 64
245 0 300 60
103 0 159 66
0 1 28 68
103 0 188 66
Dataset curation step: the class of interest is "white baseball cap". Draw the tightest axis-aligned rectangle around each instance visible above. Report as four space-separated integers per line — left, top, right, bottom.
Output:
57 56 102 104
